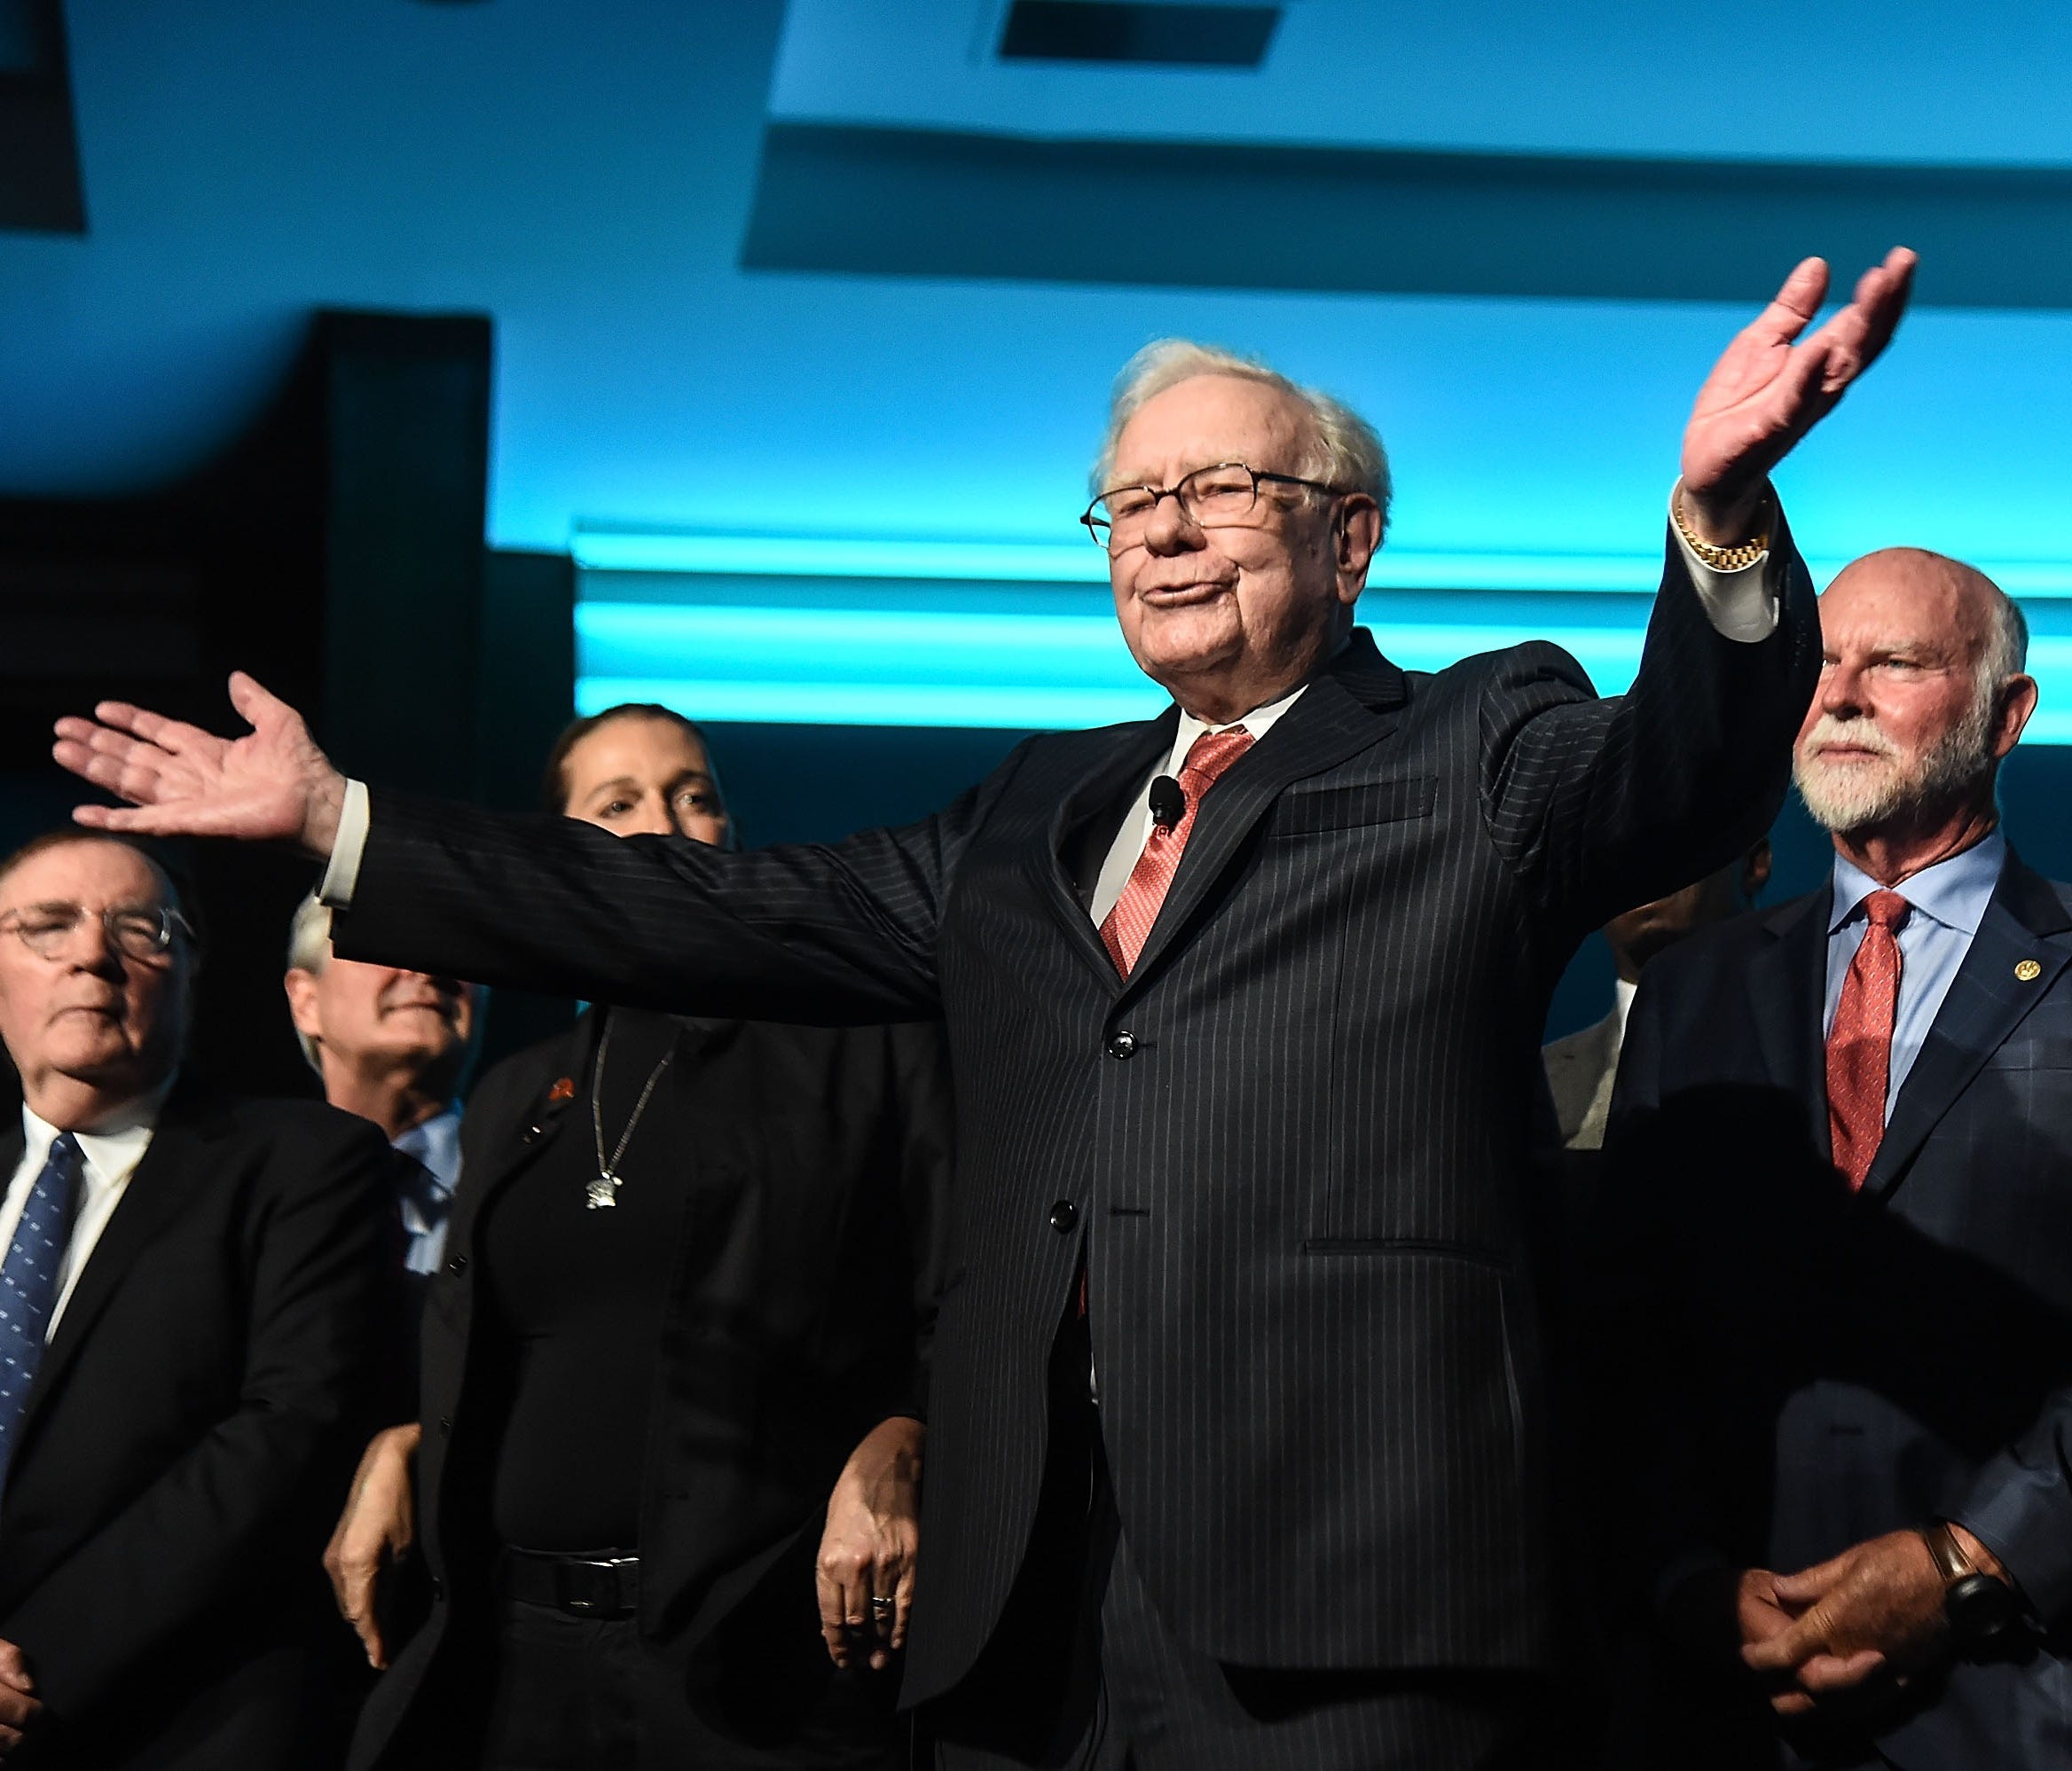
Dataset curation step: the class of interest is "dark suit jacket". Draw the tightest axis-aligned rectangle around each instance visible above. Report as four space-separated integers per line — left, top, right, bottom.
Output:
349 1008 952 1769
333 525 1817 1701
1600 850 2072 1767
0 1088 400 1770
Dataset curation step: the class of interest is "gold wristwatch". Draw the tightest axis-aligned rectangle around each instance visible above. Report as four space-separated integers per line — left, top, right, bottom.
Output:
1672 484 1771 572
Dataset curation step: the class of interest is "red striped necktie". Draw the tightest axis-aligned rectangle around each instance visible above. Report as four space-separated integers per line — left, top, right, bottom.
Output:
1825 888 1911 1190
1099 725 1255 977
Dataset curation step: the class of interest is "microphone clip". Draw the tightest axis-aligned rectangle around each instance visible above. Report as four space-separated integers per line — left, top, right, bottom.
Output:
1148 775 1185 831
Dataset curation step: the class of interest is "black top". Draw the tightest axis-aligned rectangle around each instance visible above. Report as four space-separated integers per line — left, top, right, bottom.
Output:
347 1004 951 1771
475 1008 687 1549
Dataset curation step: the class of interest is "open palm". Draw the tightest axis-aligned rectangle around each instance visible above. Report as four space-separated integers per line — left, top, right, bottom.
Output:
52 671 347 855
1682 247 1917 535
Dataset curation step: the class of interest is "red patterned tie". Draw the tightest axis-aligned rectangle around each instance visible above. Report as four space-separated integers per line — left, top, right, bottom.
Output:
1825 888 1911 1190
1099 725 1256 977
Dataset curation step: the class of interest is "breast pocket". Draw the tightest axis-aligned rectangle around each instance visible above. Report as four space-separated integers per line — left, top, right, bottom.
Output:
1267 776 1436 838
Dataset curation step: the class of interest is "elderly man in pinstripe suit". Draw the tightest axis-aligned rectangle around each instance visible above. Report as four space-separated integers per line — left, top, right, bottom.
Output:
56 247 1914 1769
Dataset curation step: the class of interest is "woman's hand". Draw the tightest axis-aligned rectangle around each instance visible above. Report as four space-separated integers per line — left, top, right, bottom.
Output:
323 1422 422 1670
816 1415 924 1671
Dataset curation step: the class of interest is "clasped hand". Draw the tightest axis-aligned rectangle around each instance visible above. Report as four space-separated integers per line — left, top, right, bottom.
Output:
1734 1528 1961 1717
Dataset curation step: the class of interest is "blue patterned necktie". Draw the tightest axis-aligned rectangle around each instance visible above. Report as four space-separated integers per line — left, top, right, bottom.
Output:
0 1132 82 1485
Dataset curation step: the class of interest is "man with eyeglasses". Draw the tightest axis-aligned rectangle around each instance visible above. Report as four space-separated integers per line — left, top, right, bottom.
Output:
0 831 401 1768
53 248 1912 1767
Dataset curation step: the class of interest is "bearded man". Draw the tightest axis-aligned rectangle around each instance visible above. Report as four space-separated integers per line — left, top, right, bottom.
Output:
1596 548 2072 1768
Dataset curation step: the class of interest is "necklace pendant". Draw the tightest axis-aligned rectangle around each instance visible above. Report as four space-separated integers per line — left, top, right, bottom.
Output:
585 1174 619 1211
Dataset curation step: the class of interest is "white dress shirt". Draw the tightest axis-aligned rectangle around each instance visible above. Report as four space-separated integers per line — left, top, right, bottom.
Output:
1 1089 168 1338
320 497 1779 912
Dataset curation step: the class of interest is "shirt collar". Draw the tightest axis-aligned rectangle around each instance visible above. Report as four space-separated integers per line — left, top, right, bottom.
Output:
392 1104 464 1196
20 1075 171 1189
1174 679 1308 753
1829 828 2006 937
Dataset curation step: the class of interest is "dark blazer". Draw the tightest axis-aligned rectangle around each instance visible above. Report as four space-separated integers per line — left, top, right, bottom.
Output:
349 1008 952 1769
332 525 1818 1702
1599 850 2072 1767
0 1088 399 1771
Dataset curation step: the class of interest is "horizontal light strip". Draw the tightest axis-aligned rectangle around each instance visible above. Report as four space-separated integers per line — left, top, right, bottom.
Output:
574 541 2072 736
573 526 2072 599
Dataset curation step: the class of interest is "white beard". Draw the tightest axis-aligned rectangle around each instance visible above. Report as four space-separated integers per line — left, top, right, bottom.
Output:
1793 702 1994 835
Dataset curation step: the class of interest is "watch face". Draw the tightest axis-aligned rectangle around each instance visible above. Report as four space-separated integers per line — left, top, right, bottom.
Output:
1947 1572 2023 1643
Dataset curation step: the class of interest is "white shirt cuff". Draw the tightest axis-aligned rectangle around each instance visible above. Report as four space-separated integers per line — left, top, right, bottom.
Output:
318 779 373 908
1670 486 1780 644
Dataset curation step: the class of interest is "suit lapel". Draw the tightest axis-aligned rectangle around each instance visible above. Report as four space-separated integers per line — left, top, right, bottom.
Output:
450 1012 598 1250
1748 889 1833 1154
1864 854 2072 1201
1124 635 1407 991
22 1091 222 1436
1025 710 1178 995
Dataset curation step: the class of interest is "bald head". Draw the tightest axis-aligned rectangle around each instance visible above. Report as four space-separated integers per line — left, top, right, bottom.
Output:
1825 548 2025 679
1794 548 2035 843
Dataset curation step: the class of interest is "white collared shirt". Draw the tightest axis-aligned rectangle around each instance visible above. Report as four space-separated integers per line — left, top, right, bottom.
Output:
1 1087 168 1338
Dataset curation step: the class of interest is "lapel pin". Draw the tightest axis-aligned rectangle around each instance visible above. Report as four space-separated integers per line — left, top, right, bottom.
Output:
2015 960 2043 983
546 1076 577 1104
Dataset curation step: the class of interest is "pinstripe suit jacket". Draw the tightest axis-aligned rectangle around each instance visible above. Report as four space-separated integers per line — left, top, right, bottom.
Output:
333 522 1817 1700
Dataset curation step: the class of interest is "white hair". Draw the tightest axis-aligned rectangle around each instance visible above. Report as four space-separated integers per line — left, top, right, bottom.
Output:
1092 340 1392 540
285 890 332 1073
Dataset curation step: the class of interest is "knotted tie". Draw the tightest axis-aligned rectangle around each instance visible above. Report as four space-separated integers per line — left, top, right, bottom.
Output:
0 1132 81 1485
1826 889 1911 1190
1100 726 1256 977
391 1125 452 1277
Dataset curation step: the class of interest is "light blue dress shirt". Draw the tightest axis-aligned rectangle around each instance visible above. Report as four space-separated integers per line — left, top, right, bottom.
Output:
390 1105 463 1275
1824 830 2005 1123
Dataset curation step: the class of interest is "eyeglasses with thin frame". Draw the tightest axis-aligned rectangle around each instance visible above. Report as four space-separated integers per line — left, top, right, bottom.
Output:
1080 461 1344 554
0 901 195 963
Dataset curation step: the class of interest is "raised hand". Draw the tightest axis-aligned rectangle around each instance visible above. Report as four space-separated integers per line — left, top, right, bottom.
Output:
52 671 349 858
1682 247 1918 544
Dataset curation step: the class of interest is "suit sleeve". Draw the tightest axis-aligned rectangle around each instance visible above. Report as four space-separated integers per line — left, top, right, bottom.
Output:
5 1115 393 1720
881 1019 955 1422
331 744 1038 1026
1479 516 1819 935
1951 1398 2072 1624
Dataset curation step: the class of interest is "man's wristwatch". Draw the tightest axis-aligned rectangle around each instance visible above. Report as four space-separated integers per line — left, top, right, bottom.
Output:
1919 1521 2023 1651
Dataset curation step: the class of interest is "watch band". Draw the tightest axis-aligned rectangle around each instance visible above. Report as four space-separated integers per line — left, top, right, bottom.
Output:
1919 1519 1973 1586
1673 484 1771 572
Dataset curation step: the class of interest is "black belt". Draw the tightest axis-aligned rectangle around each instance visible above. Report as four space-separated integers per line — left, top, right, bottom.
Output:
498 1548 641 1618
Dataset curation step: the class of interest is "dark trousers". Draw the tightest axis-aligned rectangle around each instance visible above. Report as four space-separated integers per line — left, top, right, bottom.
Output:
468 1587 906 1771
928 1324 1556 1771
477 1598 643 1771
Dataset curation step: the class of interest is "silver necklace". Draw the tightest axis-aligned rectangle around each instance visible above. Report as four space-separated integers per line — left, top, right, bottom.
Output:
586 1015 675 1211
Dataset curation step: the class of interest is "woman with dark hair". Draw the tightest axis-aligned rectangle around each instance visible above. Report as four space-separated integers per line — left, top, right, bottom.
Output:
326 703 952 1771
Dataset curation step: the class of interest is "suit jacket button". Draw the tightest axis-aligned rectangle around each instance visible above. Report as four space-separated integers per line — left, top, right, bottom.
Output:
523 1123 545 1143
445 1254 468 1276
1105 1030 1136 1061
437 1415 452 1438
430 1576 446 1602
1048 1200 1079 1234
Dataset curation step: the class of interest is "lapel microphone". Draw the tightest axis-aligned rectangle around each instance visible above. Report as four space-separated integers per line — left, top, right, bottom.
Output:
1148 775 1185 830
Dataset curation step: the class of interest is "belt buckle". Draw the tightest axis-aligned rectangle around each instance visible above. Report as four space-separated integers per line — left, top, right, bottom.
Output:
553 1556 629 1617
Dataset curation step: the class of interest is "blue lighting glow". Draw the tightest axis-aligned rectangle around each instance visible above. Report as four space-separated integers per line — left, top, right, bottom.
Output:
577 541 2072 739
